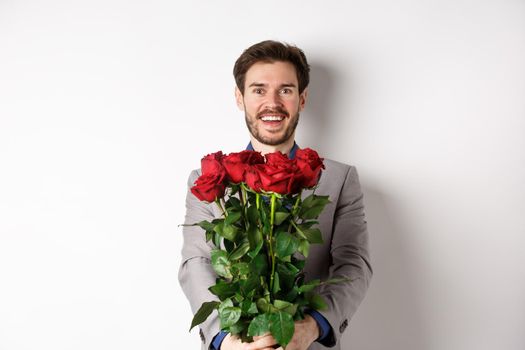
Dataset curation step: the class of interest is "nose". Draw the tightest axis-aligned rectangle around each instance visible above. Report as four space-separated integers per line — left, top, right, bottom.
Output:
264 91 283 109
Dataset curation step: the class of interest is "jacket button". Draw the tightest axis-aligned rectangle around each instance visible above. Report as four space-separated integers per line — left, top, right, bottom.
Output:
339 319 348 333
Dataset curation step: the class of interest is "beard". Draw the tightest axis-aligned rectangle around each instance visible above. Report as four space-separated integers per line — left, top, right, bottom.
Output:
244 108 300 146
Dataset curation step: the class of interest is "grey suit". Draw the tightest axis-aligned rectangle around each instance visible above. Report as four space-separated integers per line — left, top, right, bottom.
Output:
178 158 372 349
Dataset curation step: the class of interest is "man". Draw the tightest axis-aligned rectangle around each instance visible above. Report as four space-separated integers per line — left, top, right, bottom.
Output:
179 40 372 350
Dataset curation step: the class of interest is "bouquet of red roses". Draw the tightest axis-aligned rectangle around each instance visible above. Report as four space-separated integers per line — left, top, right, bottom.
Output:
187 148 341 347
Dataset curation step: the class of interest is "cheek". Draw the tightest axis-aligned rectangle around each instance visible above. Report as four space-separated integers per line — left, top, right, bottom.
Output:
284 99 301 111
244 99 262 113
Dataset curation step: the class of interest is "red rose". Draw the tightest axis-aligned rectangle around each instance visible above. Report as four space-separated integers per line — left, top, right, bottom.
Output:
255 152 303 195
245 165 263 192
201 151 224 175
295 148 325 188
222 150 265 183
264 151 290 166
191 172 226 202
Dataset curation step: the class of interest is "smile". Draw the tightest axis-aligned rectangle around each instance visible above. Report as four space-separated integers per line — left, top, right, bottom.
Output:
260 115 285 122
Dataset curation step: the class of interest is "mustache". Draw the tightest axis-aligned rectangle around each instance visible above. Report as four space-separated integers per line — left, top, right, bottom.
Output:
257 108 289 118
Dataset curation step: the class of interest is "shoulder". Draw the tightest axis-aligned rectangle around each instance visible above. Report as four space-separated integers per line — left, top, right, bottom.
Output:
322 158 357 179
317 158 362 197
186 168 202 186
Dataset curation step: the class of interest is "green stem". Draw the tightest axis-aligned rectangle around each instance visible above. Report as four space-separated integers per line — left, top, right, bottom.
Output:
268 194 277 299
290 220 303 238
215 198 227 218
292 190 302 215
288 191 302 233
239 185 248 231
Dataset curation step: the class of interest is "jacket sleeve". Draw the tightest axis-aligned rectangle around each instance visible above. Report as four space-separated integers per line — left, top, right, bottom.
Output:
178 170 221 350
316 165 373 346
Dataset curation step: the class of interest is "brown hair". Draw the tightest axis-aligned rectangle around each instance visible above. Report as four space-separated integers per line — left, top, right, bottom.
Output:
233 40 310 94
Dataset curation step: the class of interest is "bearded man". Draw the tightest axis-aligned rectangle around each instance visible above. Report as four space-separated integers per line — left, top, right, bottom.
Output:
179 40 372 350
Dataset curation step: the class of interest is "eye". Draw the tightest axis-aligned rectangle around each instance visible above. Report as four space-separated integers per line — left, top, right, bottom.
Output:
280 88 292 94
253 88 264 94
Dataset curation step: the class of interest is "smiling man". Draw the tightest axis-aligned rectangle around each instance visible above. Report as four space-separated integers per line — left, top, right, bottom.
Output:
236 60 304 152
179 40 372 350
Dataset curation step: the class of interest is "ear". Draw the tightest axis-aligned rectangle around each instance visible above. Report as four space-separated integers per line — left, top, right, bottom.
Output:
235 87 244 111
299 88 308 111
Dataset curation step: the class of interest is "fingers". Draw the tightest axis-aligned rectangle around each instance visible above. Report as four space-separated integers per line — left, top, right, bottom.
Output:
245 334 278 350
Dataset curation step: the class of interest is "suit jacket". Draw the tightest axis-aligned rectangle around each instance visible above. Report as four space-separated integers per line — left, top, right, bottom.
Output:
178 158 373 350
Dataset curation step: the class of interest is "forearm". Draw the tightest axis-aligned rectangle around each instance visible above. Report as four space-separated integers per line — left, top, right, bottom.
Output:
179 256 221 349
179 169 222 348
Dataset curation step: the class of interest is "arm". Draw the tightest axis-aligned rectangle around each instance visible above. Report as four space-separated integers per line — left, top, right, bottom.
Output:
178 170 222 349
316 165 373 346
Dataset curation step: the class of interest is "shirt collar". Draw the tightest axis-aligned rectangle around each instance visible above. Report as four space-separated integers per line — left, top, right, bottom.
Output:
246 141 299 160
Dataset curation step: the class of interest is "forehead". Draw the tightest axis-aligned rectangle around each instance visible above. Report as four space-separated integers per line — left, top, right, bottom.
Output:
245 61 298 86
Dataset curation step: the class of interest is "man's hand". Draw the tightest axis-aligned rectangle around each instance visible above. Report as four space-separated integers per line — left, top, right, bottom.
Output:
221 333 278 350
221 315 319 350
271 314 320 350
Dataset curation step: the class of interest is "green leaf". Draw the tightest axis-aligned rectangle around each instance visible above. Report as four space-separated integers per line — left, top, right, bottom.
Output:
196 220 215 232
277 263 299 291
229 240 250 261
247 313 270 337
275 231 299 259
214 222 239 241
247 205 259 226
247 225 263 257
189 301 219 331
213 232 222 249
219 298 233 309
274 211 290 226
241 300 259 315
273 299 297 316
218 299 241 329
219 306 241 329
308 293 328 310
298 239 310 257
209 280 237 300
284 287 299 302
234 292 244 303
226 196 241 210
229 320 246 335
299 195 330 220
301 193 316 208
299 220 318 228
298 279 321 294
256 298 270 313
272 271 281 294
231 262 249 276
223 224 240 241
240 275 260 295
256 297 278 314
273 299 292 310
224 211 242 226
249 254 268 275
269 311 295 346
302 228 323 244
291 258 305 271
211 250 232 279
224 238 234 253
259 202 270 234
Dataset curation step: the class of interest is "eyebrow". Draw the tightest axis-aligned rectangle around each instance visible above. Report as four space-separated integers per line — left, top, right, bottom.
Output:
248 82 297 88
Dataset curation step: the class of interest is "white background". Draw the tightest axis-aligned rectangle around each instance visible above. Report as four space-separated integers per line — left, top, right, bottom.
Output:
1 1 524 349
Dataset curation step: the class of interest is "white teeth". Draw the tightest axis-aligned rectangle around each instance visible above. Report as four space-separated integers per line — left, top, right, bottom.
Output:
261 116 284 121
